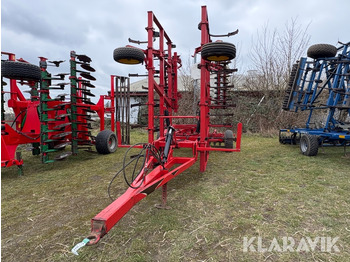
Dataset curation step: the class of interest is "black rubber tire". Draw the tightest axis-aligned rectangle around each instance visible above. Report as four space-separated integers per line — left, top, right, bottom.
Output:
291 133 298 145
201 42 236 61
1 60 41 81
307 44 337 59
279 131 298 145
113 47 145 64
95 130 118 154
279 130 286 144
224 130 234 149
300 134 319 156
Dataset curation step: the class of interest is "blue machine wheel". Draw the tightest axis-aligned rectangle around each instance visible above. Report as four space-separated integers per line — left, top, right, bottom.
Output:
307 44 337 59
300 134 319 156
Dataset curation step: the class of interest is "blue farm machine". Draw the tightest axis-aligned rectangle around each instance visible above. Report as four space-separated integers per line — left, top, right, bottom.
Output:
280 42 350 156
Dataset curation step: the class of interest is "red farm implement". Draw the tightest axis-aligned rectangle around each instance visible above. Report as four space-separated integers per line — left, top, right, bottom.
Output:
78 6 242 250
1 51 117 174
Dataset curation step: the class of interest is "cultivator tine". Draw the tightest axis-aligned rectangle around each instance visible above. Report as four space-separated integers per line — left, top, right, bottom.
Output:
74 112 91 117
77 140 93 146
75 69 89 73
53 122 71 130
78 138 94 144
56 93 69 97
54 151 72 160
54 93 69 100
128 37 149 45
15 80 33 86
209 29 239 37
55 113 70 120
42 139 63 144
210 85 235 89
78 116 92 123
80 72 96 81
131 102 146 108
80 81 95 88
80 98 95 105
48 60 65 67
76 124 93 129
81 90 95 97
80 64 96 72
75 138 94 142
55 73 69 79
217 68 238 73
54 141 71 149
53 102 71 109
80 116 96 122
210 97 232 101
76 130 91 134
52 131 72 139
49 82 70 89
81 108 95 113
76 54 92 63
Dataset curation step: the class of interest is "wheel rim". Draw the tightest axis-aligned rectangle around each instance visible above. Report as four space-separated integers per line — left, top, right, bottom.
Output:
108 136 117 150
117 58 142 64
300 139 308 153
206 55 230 61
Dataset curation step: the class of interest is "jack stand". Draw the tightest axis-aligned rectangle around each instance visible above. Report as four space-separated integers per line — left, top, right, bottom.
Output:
17 165 23 176
155 183 171 210
16 152 23 176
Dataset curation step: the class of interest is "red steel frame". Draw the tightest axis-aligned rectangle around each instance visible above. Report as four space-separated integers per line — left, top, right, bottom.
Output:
1 52 115 169
1 52 40 169
87 6 242 245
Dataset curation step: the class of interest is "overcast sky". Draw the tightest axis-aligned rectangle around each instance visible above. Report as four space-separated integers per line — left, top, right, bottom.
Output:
2 0 349 100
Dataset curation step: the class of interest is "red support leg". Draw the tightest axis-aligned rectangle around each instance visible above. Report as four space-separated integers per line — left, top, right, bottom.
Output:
155 183 171 210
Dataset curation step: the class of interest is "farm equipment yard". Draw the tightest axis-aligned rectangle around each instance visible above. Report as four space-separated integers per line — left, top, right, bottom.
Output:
1 133 349 261
1 2 350 262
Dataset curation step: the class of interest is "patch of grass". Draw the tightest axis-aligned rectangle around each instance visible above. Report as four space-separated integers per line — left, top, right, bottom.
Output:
2 132 350 261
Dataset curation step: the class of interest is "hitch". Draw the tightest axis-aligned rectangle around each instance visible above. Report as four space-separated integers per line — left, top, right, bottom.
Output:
86 220 107 245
